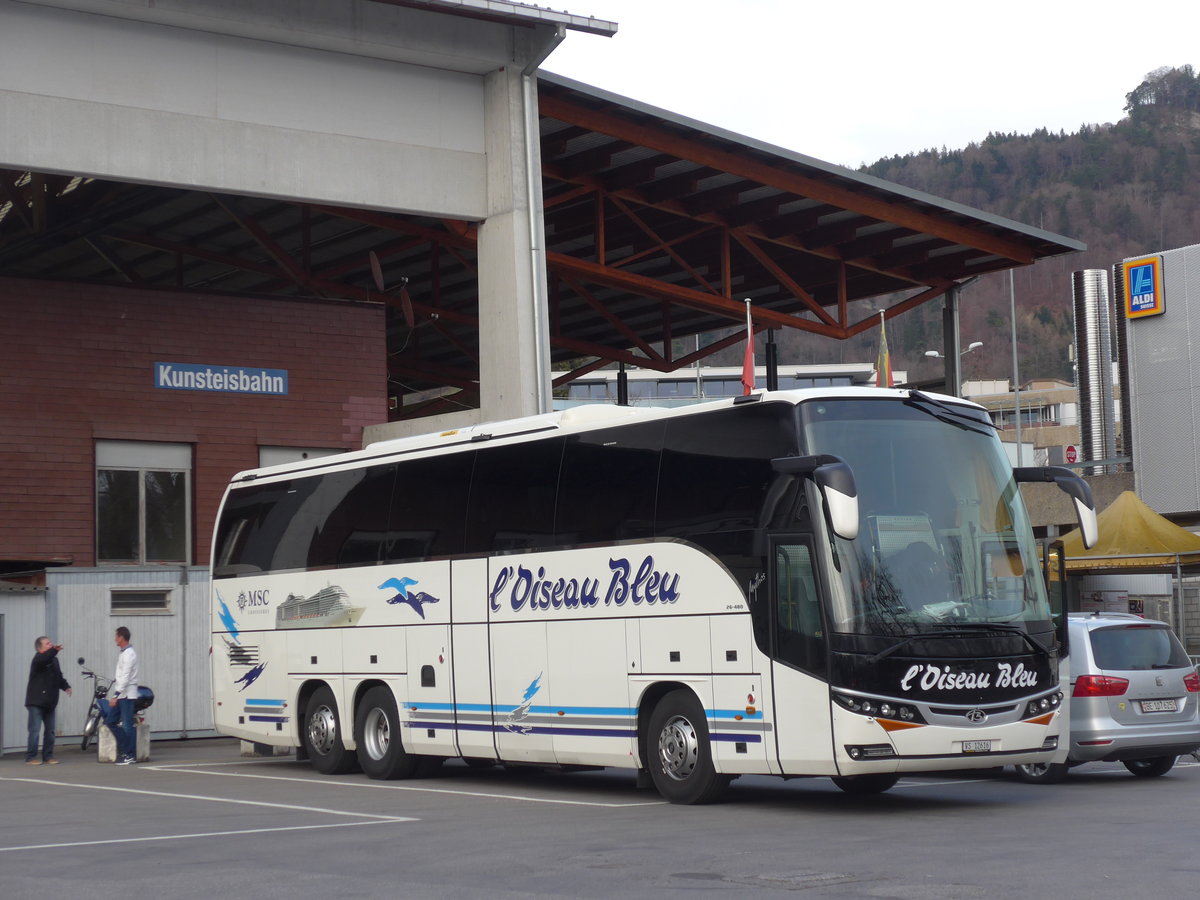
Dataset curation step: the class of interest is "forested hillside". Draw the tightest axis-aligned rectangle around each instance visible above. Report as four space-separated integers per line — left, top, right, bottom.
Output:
738 65 1200 384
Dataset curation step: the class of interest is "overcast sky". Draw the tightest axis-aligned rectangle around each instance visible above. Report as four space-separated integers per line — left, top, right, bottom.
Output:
545 0 1197 169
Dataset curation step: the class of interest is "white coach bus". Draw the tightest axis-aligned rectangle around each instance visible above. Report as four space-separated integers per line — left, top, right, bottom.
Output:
210 388 1097 803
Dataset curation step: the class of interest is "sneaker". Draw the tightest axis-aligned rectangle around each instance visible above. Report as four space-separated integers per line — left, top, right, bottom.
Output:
116 756 134 766
44 759 60 765
25 759 42 766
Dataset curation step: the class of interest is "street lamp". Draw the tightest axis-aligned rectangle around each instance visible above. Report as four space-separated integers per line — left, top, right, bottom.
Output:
924 341 983 358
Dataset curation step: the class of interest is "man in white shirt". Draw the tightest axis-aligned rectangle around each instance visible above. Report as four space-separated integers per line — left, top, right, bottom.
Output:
105 626 140 765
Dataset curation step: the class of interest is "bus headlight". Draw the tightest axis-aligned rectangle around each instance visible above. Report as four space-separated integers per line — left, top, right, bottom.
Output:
833 692 924 724
1023 691 1064 718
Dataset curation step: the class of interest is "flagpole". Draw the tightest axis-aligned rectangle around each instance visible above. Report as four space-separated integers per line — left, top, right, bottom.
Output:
741 298 755 395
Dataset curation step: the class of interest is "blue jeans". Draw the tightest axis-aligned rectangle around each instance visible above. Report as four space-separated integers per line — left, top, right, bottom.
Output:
103 698 137 760
26 705 57 761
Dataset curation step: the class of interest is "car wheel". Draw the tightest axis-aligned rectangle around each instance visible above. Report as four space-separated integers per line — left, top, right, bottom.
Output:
646 689 730 804
1122 756 1176 777
1014 761 1069 784
831 774 900 795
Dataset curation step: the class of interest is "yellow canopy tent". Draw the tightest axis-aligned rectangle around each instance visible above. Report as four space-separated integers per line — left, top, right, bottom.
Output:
1058 491 1200 653
1060 491 1200 573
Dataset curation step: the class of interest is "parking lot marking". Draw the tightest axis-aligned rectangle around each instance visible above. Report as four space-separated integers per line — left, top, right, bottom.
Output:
145 761 665 808
0 775 418 821
0 819 399 854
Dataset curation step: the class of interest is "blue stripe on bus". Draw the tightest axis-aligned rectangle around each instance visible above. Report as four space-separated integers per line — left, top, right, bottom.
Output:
248 715 289 723
708 709 763 719
407 721 635 738
405 721 758 743
403 702 637 717
710 733 762 743
245 699 286 706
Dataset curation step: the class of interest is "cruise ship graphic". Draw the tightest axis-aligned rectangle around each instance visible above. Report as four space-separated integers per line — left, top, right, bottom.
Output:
275 585 364 629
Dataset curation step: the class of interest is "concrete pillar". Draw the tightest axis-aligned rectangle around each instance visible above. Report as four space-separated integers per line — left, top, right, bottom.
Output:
476 66 552 420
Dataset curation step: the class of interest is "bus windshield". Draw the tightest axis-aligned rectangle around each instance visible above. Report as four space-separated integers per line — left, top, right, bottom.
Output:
800 396 1050 635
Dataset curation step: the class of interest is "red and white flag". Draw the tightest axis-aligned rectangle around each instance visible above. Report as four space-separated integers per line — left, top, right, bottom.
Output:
741 299 755 395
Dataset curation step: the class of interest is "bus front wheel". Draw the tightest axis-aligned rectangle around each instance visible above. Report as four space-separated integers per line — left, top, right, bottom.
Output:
646 690 730 805
302 685 357 775
354 685 419 780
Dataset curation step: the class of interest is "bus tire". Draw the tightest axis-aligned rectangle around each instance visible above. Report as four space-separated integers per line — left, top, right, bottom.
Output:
303 685 357 775
831 773 900 794
354 686 419 780
647 689 730 805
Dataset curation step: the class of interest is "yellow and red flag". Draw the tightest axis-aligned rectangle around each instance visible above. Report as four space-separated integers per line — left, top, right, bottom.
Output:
876 310 892 388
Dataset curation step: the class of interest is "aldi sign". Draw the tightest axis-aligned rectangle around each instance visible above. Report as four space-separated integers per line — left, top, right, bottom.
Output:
1123 256 1164 319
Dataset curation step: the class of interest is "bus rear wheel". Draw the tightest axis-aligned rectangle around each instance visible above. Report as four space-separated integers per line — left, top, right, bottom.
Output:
354 686 419 780
302 685 357 775
646 690 730 805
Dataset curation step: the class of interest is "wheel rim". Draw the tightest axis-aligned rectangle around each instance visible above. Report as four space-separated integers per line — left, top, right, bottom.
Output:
1022 763 1049 777
307 703 337 755
362 706 390 761
657 714 699 782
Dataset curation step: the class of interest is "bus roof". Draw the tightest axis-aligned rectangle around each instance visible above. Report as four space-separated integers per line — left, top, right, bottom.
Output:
227 387 981 485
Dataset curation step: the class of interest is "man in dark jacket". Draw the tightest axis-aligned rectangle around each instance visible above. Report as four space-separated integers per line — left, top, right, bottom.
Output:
25 636 72 765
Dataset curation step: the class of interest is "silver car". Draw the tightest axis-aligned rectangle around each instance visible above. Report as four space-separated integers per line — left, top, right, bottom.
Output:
1016 611 1200 783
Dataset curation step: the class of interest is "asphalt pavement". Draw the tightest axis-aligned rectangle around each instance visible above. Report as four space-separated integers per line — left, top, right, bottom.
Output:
2 738 1198 899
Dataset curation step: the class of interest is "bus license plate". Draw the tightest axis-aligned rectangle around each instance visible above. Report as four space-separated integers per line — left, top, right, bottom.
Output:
1140 699 1178 713
963 740 992 753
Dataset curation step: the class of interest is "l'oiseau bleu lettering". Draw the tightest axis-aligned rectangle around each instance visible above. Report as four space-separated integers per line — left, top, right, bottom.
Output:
489 555 680 613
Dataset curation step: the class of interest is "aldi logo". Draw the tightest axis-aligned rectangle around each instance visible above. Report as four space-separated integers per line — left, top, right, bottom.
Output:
1123 257 1164 319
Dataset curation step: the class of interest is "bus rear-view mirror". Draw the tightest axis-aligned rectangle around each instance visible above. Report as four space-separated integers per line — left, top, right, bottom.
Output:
1014 466 1098 549
772 454 859 541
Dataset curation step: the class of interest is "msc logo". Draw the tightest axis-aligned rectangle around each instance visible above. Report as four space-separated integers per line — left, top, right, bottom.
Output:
237 589 270 610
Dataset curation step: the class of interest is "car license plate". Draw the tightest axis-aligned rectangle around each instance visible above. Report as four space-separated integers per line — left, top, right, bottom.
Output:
962 740 992 753
1140 699 1178 713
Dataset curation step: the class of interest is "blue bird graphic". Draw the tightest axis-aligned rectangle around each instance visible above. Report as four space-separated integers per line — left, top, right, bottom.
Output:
379 577 440 618
234 662 266 692
504 673 543 735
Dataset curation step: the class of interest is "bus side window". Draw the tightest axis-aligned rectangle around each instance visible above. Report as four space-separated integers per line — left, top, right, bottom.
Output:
311 464 398 568
465 439 565 554
556 422 663 545
385 451 474 562
774 542 826 674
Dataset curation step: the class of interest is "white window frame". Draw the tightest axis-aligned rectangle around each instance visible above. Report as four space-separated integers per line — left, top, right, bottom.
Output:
96 440 192 565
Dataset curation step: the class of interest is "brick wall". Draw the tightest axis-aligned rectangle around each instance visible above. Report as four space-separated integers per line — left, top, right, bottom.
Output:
0 277 386 567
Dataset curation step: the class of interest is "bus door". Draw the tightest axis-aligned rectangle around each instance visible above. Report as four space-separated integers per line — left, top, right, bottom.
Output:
449 558 495 760
768 536 837 775
490 616 556 764
401 562 457 759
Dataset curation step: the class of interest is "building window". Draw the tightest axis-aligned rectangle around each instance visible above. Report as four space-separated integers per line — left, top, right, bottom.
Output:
96 441 191 564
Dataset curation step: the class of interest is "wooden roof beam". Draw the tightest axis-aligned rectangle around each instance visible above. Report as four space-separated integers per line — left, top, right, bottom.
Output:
539 93 1037 264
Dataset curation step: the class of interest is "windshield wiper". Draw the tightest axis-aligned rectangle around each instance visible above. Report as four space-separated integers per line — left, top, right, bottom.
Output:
904 390 996 438
945 622 1051 659
869 630 974 664
868 622 1050 664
